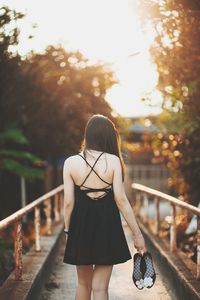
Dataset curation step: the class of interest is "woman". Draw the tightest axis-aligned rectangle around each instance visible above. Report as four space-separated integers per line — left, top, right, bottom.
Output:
63 114 146 300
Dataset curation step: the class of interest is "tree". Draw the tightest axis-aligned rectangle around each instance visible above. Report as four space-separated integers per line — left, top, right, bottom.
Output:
0 6 23 128
0 6 46 220
0 6 43 179
139 0 200 205
11 45 116 159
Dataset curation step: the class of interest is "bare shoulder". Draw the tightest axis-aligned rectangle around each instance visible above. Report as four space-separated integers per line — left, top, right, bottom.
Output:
106 153 121 168
63 154 80 170
107 153 120 161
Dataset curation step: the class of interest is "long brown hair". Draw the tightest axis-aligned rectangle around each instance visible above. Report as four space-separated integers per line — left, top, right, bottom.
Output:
81 114 125 181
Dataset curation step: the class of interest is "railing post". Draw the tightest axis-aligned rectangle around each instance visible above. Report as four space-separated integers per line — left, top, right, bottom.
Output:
54 193 60 222
170 204 177 251
155 196 160 235
44 198 52 235
197 215 200 280
14 220 23 280
34 207 41 251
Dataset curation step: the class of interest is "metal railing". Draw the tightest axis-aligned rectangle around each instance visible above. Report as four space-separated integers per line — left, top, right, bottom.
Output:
0 184 64 280
132 183 200 280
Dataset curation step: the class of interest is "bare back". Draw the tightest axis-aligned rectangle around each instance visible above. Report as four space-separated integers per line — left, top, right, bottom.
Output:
69 150 115 199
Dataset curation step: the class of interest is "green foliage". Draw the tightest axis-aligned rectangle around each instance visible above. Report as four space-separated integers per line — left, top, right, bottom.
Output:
139 0 200 205
1 158 43 178
0 127 44 178
0 128 28 145
0 149 39 162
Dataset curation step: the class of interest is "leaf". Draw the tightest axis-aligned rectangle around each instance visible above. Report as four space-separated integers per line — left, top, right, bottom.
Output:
0 129 28 145
0 149 42 164
0 158 44 178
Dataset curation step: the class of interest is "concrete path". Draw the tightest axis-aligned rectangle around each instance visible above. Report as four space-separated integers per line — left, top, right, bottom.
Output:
41 225 177 300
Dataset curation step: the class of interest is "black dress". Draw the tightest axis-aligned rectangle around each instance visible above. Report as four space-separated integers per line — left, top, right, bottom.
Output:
63 151 132 265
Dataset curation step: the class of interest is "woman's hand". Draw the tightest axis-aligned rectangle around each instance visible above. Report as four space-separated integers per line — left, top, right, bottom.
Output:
133 234 146 255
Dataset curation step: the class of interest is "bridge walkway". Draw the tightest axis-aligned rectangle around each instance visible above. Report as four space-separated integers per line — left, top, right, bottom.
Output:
41 225 177 300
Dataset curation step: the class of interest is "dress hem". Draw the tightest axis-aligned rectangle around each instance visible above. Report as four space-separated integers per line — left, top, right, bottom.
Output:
63 256 132 266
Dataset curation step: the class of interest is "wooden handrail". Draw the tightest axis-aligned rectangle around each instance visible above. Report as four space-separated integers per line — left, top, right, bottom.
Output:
132 183 200 216
0 184 64 280
0 185 64 231
132 183 200 280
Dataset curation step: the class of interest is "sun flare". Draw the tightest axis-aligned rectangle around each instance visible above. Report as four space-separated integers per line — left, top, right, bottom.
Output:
2 0 162 117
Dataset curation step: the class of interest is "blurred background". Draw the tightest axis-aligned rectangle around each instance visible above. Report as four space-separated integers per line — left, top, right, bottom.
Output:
0 0 200 284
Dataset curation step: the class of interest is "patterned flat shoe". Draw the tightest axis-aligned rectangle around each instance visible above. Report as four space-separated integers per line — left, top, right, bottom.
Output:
132 252 145 290
142 251 156 288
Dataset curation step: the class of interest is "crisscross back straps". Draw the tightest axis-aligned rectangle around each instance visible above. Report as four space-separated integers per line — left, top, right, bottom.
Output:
78 152 111 186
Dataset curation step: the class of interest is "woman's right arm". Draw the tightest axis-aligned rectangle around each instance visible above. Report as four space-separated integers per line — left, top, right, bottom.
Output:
112 156 146 253
63 157 75 240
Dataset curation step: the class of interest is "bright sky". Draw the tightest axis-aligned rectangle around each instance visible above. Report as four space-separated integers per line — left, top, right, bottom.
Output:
1 0 162 117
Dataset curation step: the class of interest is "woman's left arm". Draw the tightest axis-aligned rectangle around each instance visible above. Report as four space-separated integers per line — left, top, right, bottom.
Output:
63 158 75 233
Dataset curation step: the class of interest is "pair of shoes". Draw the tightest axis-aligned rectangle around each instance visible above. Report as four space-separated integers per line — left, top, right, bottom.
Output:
132 252 145 289
132 251 156 289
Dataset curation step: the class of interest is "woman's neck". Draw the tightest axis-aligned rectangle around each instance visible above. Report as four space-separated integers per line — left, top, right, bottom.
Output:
84 149 104 159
